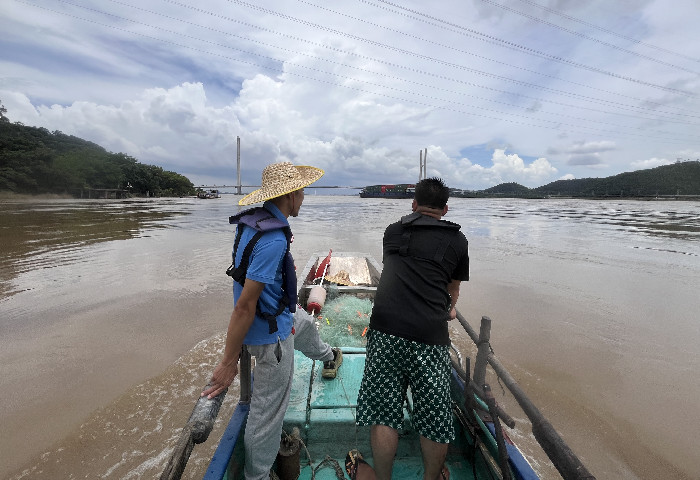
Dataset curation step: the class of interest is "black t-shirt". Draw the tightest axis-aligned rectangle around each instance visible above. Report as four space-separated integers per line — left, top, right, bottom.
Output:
370 212 469 345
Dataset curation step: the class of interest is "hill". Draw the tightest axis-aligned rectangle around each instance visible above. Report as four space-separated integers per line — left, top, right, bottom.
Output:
482 182 533 196
0 120 194 197
450 162 700 199
534 162 700 198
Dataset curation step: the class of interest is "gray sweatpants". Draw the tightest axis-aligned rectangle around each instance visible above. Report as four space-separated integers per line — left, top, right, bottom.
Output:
243 309 334 480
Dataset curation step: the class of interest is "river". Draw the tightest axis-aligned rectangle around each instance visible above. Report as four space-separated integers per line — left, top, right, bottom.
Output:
1 195 698 479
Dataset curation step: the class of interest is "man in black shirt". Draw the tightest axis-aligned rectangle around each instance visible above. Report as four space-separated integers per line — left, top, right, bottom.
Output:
356 177 469 480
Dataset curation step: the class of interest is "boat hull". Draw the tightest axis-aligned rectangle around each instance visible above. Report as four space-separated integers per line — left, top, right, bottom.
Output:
201 253 539 480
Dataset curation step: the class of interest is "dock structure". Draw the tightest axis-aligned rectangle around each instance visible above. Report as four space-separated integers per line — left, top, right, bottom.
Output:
79 188 129 199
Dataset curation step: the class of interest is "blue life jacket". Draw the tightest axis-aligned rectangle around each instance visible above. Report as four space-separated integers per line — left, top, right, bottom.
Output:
226 206 297 334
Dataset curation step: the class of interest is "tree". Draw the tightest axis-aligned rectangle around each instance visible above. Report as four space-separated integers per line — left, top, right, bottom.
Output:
0 121 195 196
0 99 9 122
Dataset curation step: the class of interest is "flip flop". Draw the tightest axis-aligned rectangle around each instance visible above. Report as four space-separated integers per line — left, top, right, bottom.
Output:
441 465 450 480
345 449 367 480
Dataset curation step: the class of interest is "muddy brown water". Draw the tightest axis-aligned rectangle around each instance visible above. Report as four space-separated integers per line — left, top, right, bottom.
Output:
2 196 699 479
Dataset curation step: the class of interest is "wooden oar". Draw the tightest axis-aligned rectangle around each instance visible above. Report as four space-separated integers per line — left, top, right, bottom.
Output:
160 385 228 480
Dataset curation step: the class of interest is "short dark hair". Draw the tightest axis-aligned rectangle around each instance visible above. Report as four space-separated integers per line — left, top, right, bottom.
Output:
414 177 449 208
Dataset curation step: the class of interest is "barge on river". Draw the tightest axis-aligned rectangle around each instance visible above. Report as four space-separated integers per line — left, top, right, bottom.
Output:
359 184 415 199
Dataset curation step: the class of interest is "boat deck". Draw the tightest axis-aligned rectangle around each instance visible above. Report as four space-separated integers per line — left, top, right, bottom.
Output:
186 254 588 480
283 349 486 479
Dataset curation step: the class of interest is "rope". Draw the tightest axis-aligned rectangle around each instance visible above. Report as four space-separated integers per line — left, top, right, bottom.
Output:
312 455 345 480
281 429 345 480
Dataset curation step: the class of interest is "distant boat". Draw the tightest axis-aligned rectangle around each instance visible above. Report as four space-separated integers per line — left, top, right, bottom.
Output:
197 189 221 199
359 184 415 199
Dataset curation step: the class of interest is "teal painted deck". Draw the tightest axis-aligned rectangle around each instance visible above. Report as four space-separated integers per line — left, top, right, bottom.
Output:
202 256 543 480
281 349 487 479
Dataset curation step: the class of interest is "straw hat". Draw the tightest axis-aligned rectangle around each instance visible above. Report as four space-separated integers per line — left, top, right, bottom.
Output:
238 161 324 206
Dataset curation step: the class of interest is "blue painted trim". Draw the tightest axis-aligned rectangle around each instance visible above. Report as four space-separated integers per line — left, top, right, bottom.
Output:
451 368 539 480
483 423 540 480
203 402 249 480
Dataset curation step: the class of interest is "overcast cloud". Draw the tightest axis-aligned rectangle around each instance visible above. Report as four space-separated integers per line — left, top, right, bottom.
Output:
1 0 699 190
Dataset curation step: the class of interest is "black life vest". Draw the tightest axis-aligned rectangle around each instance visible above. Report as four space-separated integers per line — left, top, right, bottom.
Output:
399 211 461 262
226 206 298 334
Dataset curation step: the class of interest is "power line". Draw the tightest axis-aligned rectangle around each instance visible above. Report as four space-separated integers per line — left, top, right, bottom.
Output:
296 0 680 112
80 0 700 129
17 0 699 145
154 0 700 120
368 0 695 97
292 0 700 122
510 0 700 64
475 0 698 75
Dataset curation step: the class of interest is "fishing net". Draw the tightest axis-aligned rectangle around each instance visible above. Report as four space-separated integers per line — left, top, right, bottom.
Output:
313 292 373 348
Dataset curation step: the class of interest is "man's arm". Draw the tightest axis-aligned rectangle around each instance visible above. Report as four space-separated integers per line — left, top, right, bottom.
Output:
447 279 461 320
201 279 265 399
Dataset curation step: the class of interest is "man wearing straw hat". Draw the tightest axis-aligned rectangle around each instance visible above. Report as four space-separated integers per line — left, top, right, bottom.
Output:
202 161 342 480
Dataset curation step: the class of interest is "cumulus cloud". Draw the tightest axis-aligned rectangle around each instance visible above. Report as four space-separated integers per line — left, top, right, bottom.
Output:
446 149 558 189
3 80 564 189
2 0 699 190
630 157 673 170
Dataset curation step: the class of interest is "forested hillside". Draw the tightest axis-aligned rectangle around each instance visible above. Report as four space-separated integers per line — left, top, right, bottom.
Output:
0 115 194 197
451 161 700 199
534 161 700 197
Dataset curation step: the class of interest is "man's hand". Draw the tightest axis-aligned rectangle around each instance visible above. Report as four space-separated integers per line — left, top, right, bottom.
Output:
447 279 461 321
201 361 239 399
202 279 263 399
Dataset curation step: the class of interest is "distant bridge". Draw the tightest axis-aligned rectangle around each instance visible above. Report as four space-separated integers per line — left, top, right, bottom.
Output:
199 185 363 191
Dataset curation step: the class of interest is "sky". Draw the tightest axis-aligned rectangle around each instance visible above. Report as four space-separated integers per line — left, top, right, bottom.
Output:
1 0 699 191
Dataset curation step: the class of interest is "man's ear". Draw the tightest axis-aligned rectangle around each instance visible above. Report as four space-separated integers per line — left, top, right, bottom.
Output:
443 204 449 216
412 199 418 212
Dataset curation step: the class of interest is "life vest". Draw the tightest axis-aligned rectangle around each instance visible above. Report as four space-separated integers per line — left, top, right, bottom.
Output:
398 212 464 314
226 206 298 334
399 211 461 261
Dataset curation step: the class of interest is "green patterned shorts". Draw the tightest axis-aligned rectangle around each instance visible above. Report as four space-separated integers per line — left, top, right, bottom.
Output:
356 329 455 443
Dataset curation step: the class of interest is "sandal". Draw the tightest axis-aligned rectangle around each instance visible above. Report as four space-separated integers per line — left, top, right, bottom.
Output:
345 449 366 480
440 465 450 480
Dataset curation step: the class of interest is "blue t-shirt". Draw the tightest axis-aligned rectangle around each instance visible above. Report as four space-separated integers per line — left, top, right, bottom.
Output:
233 202 294 345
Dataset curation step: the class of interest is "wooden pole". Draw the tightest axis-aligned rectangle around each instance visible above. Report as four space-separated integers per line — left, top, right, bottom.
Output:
451 356 516 428
484 384 512 480
455 310 596 480
488 354 596 479
473 316 491 387
160 385 227 480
